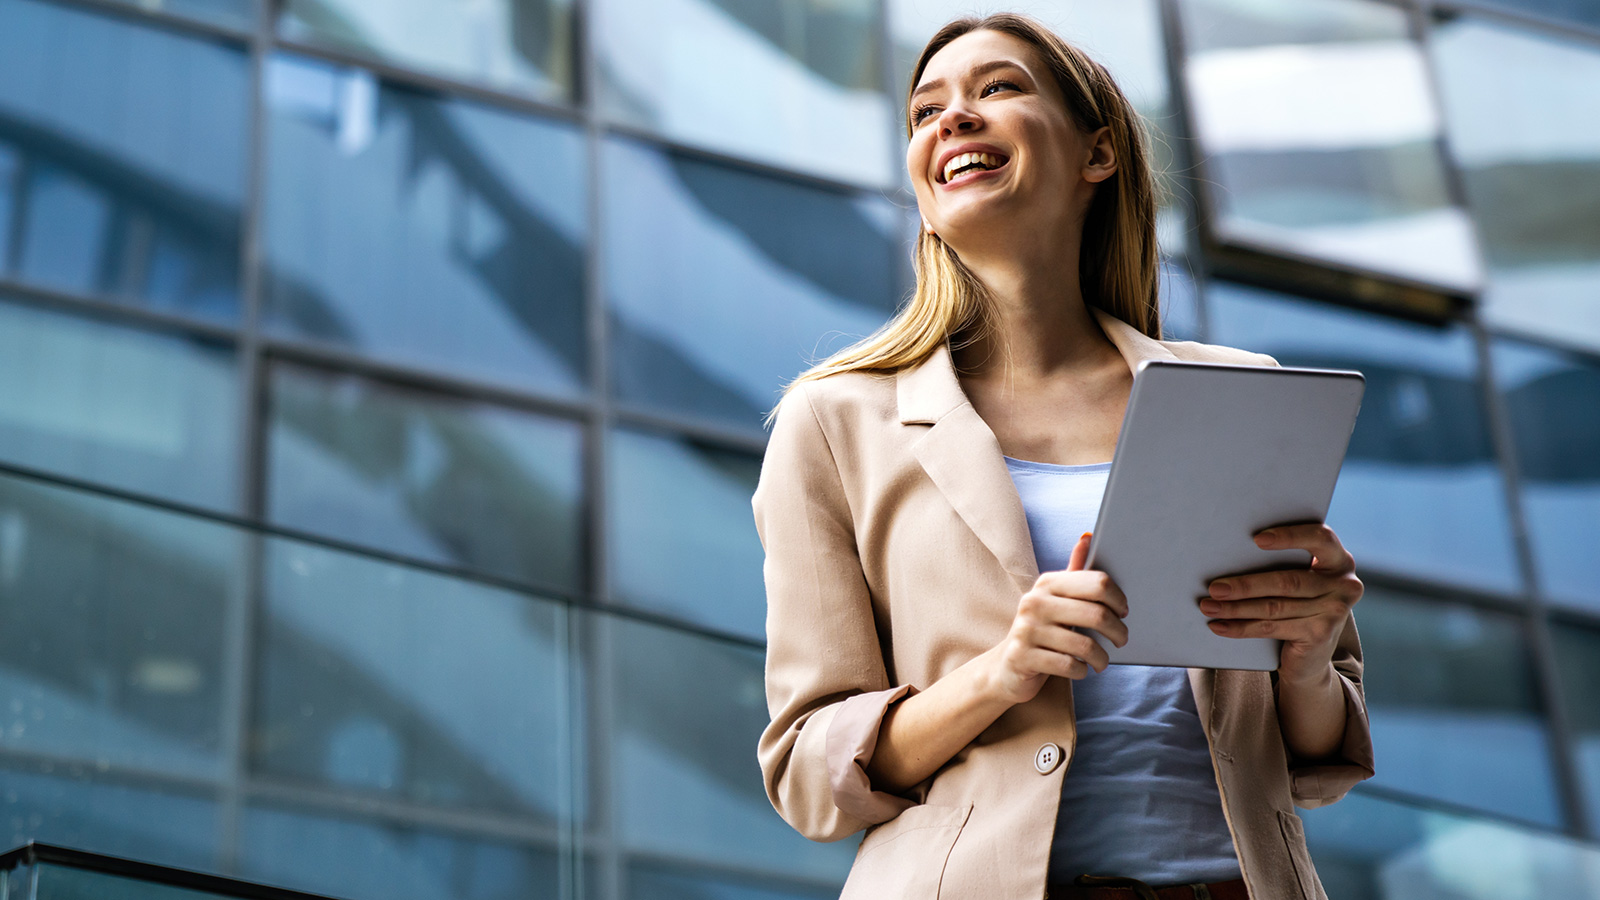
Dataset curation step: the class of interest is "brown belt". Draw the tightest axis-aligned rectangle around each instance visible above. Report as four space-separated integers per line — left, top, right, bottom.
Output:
1045 875 1249 900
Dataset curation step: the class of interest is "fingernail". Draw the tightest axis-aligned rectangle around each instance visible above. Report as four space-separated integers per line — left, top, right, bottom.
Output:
1199 600 1221 615
1080 532 1092 541
1254 531 1277 547
1210 582 1233 599
1208 620 1226 632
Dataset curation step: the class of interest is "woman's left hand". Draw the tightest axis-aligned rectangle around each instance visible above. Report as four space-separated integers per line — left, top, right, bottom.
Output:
1200 523 1363 685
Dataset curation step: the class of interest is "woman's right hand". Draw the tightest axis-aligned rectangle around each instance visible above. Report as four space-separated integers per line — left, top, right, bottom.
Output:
984 533 1130 705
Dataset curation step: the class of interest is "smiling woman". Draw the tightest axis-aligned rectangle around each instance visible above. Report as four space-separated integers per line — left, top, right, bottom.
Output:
756 13 1373 900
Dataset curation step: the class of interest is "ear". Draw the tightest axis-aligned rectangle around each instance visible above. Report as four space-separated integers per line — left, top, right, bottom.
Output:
922 216 936 235
1083 125 1117 184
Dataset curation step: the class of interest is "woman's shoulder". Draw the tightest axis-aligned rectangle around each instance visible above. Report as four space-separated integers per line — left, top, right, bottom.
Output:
1159 337 1279 368
769 369 899 432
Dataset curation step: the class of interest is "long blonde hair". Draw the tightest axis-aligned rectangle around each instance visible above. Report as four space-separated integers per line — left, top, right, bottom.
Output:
772 13 1159 416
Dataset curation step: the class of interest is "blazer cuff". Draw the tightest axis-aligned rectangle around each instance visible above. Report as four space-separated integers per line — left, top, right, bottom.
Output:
1289 672 1376 808
825 684 919 824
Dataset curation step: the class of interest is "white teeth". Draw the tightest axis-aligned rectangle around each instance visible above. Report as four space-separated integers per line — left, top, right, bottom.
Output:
942 152 1001 183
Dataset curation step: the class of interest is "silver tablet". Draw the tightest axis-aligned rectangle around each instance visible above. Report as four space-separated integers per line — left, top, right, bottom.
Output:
1084 359 1365 671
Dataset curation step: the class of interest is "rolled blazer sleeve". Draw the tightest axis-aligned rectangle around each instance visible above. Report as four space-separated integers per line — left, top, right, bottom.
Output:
1285 611 1376 808
754 384 914 842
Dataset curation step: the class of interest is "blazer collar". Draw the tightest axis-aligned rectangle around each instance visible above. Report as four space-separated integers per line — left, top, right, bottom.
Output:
895 308 1177 584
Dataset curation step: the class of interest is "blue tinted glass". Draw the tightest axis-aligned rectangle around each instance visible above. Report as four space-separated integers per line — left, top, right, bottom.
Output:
607 429 764 640
1159 261 1202 342
263 55 587 397
253 538 570 820
1552 622 1600 836
596 0 893 186
629 860 838 900
237 806 558 900
266 363 584 591
1358 588 1560 826
0 0 248 321
1303 791 1600 900
0 298 239 510
605 614 856 882
604 137 900 431
1493 341 1600 612
279 0 573 102
101 0 255 29
1452 0 1600 32
0 768 219 873
0 473 238 781
1208 283 1520 593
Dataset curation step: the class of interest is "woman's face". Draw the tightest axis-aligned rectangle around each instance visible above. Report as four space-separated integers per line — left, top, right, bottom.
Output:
906 30 1111 250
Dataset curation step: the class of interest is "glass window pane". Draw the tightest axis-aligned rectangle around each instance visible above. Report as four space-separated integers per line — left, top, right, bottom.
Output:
1448 0 1600 34
1492 341 1600 612
0 768 219 873
99 0 256 30
1177 0 1480 290
252 538 570 820
1303 791 1600 900
0 473 238 781
1433 18 1600 353
604 137 899 431
1207 283 1520 592
237 805 558 900
263 54 587 397
0 298 239 511
628 860 839 900
595 0 895 186
278 0 574 103
266 363 583 592
605 615 855 884
607 428 764 640
0 0 249 321
888 0 1190 252
1552 621 1600 836
1357 587 1560 826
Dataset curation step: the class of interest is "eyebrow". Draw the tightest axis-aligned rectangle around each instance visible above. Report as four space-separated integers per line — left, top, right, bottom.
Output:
910 58 1030 104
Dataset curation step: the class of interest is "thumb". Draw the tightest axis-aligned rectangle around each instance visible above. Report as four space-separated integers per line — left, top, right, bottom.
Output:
1068 532 1091 572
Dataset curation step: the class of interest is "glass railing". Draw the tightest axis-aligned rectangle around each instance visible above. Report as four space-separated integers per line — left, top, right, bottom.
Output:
0 842 338 900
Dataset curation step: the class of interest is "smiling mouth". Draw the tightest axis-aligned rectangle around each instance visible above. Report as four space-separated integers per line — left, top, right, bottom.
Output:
939 151 1009 184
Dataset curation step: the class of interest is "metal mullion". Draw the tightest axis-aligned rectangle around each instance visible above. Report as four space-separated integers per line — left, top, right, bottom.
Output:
1427 0 1600 46
36 0 253 44
259 337 594 423
0 277 240 345
243 776 566 848
1155 0 1215 343
1482 324 1600 368
1473 321 1592 836
1357 567 1530 616
609 405 769 457
1350 781 1587 837
1550 606 1600 634
0 746 227 797
268 38 582 125
621 847 852 895
215 0 274 873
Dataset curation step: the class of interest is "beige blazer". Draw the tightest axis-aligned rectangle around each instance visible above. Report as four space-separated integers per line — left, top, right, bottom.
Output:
754 309 1374 900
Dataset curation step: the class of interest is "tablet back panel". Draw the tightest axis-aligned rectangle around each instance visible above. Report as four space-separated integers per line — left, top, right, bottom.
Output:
1085 360 1365 670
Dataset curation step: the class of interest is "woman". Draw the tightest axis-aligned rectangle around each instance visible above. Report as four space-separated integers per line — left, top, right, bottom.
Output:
754 13 1373 900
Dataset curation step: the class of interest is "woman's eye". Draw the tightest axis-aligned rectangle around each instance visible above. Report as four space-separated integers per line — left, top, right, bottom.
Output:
982 80 1017 97
912 106 938 124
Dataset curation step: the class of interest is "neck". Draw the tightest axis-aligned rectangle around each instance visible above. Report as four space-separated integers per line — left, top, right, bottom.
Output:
948 227 1115 383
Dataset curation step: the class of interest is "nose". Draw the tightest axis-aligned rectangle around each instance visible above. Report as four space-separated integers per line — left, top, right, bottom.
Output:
937 103 981 140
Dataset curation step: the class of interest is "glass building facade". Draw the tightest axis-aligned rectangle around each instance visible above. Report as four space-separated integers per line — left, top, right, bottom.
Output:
0 0 1597 898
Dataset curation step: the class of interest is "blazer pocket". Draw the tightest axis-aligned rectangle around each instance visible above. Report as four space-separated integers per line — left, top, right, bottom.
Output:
840 802 973 900
1277 809 1328 900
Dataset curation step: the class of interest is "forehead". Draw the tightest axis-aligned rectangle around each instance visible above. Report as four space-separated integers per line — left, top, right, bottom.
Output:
915 30 1045 88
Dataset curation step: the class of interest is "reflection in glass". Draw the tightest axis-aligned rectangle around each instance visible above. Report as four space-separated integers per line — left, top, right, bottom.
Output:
604 137 899 430
238 806 559 900
1492 341 1600 611
605 615 855 883
0 0 249 320
608 428 765 640
595 0 895 186
1357 588 1559 826
266 364 584 591
253 538 569 819
1303 791 1600 900
629 859 840 900
1432 18 1600 352
0 473 238 780
0 299 240 511
1158 261 1201 341
263 55 587 397
0 768 219 874
1552 623 1600 835
100 0 256 30
278 0 574 103
1208 283 1519 592
1177 0 1479 289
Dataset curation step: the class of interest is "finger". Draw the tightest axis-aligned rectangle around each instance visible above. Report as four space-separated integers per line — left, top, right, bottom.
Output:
1206 614 1324 641
1037 569 1129 619
1019 646 1091 680
1209 568 1332 602
1067 532 1091 572
1198 595 1346 621
1027 626 1113 672
1254 523 1354 574
1029 602 1129 650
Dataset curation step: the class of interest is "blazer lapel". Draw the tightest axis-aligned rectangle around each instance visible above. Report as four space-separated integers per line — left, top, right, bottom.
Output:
895 309 1179 588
